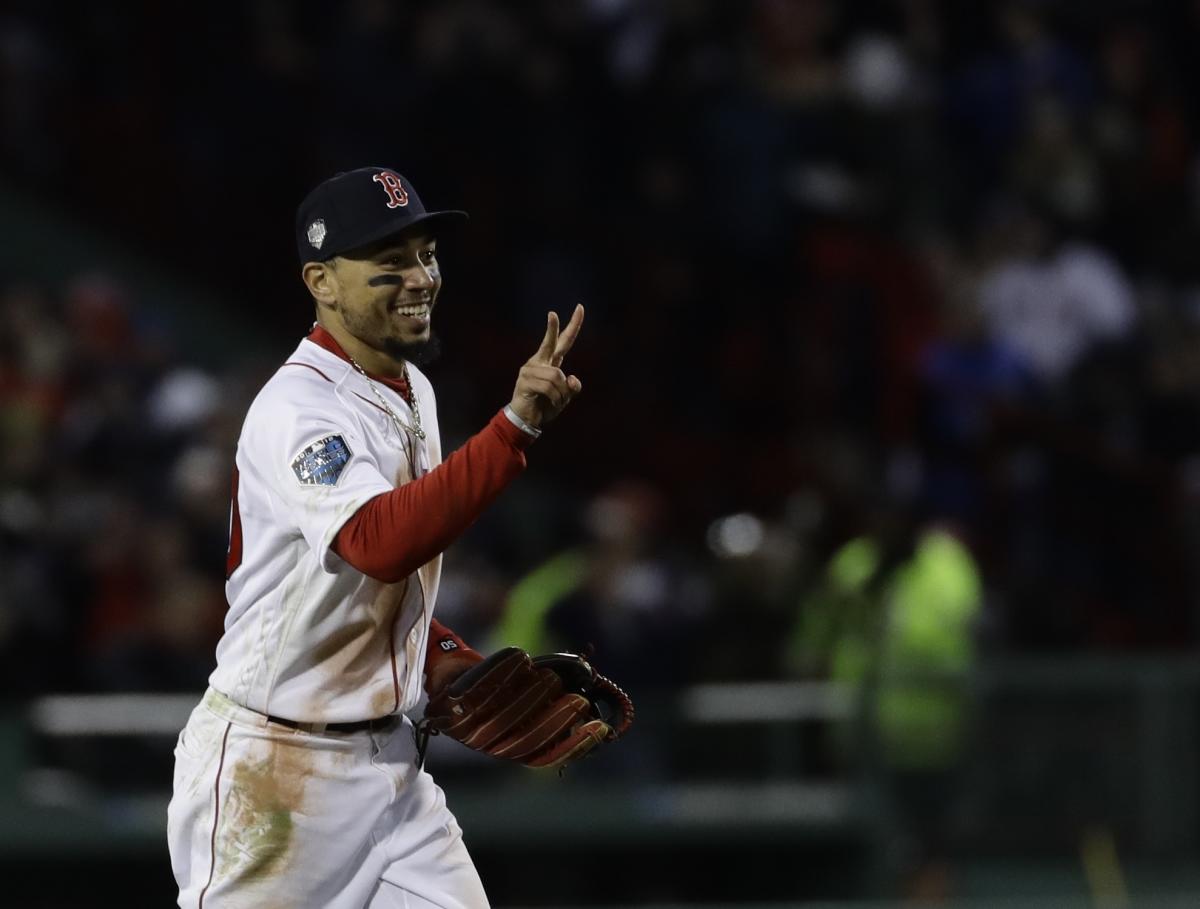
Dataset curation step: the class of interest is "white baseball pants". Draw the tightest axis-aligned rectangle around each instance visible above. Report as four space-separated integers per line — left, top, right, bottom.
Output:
167 688 489 908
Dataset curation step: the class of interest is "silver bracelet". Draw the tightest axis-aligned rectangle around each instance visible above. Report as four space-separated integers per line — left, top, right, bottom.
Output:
503 404 542 439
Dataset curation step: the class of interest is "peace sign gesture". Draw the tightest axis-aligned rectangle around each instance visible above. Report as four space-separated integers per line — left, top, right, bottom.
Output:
509 304 584 429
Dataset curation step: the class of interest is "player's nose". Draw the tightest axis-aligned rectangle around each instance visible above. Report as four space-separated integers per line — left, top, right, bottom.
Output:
405 264 436 290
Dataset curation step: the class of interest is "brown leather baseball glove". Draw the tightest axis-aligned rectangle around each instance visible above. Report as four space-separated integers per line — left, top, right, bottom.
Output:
418 646 634 771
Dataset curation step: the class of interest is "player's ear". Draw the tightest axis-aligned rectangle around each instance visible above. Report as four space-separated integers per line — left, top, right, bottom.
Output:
301 260 339 309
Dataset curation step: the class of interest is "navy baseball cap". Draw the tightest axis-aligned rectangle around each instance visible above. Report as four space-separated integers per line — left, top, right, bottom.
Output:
295 166 467 264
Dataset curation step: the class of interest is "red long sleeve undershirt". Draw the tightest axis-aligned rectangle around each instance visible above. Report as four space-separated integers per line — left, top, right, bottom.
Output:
426 617 478 663
331 409 534 583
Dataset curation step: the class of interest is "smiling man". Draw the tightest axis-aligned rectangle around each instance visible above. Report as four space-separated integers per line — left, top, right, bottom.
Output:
166 167 593 908
318 231 443 362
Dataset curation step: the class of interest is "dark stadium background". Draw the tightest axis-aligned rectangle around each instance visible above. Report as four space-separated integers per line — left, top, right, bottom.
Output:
2 1 1200 906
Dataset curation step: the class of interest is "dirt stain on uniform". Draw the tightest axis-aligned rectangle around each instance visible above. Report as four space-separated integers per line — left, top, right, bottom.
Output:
312 618 380 690
217 740 314 883
370 683 396 717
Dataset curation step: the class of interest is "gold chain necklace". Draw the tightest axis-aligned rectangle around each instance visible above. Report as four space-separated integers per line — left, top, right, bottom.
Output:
347 356 426 442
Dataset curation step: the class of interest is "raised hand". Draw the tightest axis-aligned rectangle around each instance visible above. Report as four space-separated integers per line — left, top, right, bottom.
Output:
509 304 584 429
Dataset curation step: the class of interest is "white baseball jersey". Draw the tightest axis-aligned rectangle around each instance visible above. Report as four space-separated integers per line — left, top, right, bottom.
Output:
210 332 443 722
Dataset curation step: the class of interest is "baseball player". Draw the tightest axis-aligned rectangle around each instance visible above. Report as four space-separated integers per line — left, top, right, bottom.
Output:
166 167 629 909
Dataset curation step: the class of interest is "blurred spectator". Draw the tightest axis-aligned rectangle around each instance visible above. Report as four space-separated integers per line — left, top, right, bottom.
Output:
785 498 983 900
916 232 1038 529
976 205 1136 385
491 480 711 691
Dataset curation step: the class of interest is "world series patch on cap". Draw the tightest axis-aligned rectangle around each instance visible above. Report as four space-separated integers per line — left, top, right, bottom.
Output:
295 167 468 264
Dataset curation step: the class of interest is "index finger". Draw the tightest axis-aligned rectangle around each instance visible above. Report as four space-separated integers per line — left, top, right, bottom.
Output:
533 311 560 363
551 303 585 366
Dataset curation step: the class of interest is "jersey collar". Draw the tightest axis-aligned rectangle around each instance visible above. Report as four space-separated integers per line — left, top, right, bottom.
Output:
306 324 412 400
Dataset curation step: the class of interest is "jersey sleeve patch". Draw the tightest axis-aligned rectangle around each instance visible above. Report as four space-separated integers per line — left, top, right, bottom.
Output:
291 435 352 486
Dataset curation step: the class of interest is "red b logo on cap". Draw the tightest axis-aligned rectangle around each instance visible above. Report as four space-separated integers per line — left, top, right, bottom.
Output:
373 171 410 209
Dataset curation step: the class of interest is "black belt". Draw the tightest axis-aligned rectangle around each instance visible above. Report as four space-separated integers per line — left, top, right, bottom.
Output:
265 713 400 735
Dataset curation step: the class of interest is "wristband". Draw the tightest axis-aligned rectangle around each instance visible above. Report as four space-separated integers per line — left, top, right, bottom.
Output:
503 404 542 439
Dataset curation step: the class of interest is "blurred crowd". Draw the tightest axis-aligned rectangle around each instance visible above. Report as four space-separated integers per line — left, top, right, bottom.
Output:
5 0 1200 699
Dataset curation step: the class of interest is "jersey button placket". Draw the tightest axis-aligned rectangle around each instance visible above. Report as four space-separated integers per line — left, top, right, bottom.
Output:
403 623 424 708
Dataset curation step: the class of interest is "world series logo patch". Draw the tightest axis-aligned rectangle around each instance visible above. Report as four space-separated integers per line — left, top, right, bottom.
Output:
307 218 327 250
291 435 352 486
